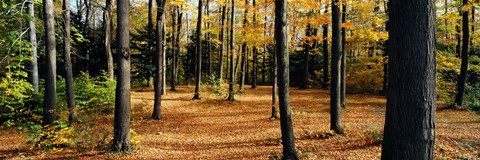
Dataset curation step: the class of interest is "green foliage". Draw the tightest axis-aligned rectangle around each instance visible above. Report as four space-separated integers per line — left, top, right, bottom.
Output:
366 129 383 144
207 75 226 96
346 56 384 94
57 72 116 115
18 120 112 152
436 51 460 103
465 85 480 113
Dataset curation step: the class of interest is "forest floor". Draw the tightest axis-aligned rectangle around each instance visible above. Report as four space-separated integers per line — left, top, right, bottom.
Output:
1 85 479 159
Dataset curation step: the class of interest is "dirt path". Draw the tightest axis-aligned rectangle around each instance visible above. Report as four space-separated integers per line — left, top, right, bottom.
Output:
1 85 479 159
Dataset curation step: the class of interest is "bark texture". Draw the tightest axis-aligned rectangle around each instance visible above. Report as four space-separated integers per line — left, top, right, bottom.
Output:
275 0 298 158
381 0 436 159
153 0 167 120
28 1 39 92
43 0 57 125
454 0 469 107
193 0 203 100
330 0 343 134
112 0 132 151
63 0 77 123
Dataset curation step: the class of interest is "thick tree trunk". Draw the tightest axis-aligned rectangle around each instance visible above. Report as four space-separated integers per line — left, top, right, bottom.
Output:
226 0 236 101
454 0 469 107
321 23 329 88
381 0 436 159
63 0 77 123
299 24 311 89
330 0 343 134
275 0 298 158
43 0 58 125
152 0 166 120
112 0 132 152
28 1 39 92
218 4 227 80
104 0 114 80
340 4 347 108
193 0 203 99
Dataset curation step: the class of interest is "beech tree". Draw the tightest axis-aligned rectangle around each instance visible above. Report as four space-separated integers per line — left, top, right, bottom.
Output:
104 0 114 80
28 0 39 92
454 0 470 107
381 0 436 158
275 0 298 158
193 0 203 100
226 0 236 101
112 0 132 151
43 0 57 125
63 0 77 123
152 0 167 120
330 0 343 134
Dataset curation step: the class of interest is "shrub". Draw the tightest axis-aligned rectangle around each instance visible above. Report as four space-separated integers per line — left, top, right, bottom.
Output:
465 85 480 113
346 56 384 94
207 75 226 96
366 129 383 144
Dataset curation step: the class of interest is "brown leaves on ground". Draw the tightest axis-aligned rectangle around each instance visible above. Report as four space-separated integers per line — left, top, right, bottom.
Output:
1 85 479 159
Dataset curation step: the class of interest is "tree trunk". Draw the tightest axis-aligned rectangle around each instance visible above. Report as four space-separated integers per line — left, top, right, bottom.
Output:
104 0 114 80
340 3 347 108
226 0 236 101
175 7 182 84
171 6 178 91
275 0 298 158
63 0 77 123
299 24 311 89
43 0 58 125
455 10 461 57
152 0 166 120
28 1 39 92
193 0 203 99
270 46 278 119
207 0 212 76
162 17 167 95
148 0 153 30
454 0 469 107
381 0 436 159
251 0 257 89
218 4 227 80
238 0 248 93
321 23 329 88
330 0 343 134
112 0 132 152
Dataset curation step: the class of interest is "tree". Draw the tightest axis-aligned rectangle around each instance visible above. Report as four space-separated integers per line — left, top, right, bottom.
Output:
299 24 312 89
226 0 236 101
193 0 203 100
112 0 132 151
340 3 347 108
454 0 470 107
218 3 227 80
63 0 77 123
330 0 343 134
238 0 249 93
321 8 329 89
251 0 258 89
28 0 39 93
275 0 298 158
43 0 58 125
270 46 278 119
104 0 114 80
171 6 178 91
381 0 436 158
152 0 167 120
